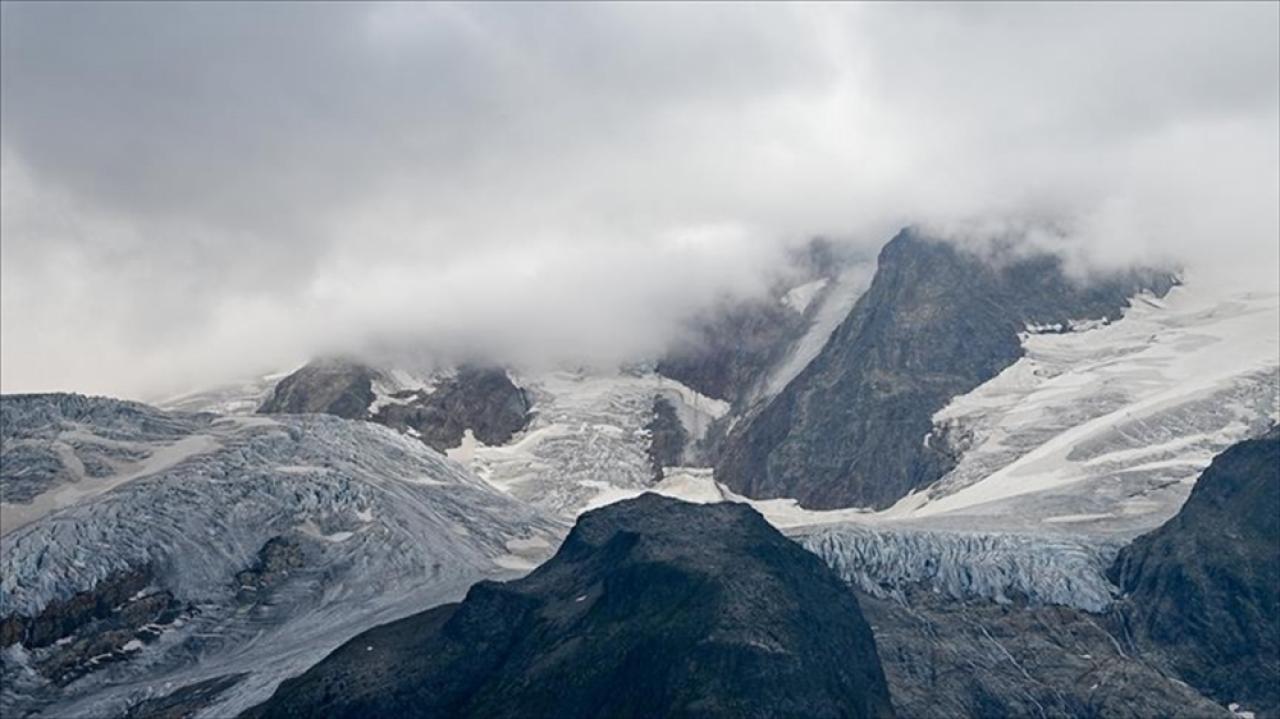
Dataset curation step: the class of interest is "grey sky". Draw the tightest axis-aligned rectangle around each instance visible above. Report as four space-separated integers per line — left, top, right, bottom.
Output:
2 2 1277 399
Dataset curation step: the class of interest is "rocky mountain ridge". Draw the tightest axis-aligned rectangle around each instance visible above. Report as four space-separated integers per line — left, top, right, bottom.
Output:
245 495 895 719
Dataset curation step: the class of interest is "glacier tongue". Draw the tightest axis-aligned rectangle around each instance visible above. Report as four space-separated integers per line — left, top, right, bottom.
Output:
796 524 1121 613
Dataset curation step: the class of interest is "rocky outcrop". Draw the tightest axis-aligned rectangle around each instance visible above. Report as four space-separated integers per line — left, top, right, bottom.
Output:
235 536 307 604
257 359 379 420
1110 427 1280 717
2 566 156 649
859 591 1230 718
0 565 189 686
657 297 809 405
245 495 895 719
717 229 1176 510
372 366 530 451
258 361 531 453
644 396 687 480
125 673 249 719
657 238 846 408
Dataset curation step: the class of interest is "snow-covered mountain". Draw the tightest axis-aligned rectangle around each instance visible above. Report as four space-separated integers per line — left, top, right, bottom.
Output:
892 284 1279 535
4 229 1276 717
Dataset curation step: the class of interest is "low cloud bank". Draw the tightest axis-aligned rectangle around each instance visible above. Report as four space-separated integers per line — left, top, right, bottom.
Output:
2 3 1276 399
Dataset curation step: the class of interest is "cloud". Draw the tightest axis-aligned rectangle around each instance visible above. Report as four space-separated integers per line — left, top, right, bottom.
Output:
2 2 1276 399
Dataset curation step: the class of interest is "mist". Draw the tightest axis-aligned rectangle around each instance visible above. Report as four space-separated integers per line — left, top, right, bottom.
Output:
2 2 1277 400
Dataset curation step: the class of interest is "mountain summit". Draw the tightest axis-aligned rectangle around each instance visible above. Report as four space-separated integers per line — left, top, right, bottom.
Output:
246 494 896 719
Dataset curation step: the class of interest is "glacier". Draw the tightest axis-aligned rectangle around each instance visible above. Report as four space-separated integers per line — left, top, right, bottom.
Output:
6 281 1274 716
796 524 1121 613
0 394 561 718
888 285 1280 535
449 368 728 518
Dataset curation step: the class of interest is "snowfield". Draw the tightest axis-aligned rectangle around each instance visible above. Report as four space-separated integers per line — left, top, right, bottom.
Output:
757 262 876 402
454 368 728 518
888 285 1279 535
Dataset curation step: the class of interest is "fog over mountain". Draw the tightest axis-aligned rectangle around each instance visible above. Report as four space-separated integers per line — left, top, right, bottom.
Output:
2 2 1277 399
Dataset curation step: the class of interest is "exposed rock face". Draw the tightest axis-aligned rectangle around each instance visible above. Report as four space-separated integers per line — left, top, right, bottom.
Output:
258 361 531 452
644 396 687 480
657 238 846 408
2 566 156 649
0 565 190 687
657 297 809 405
1109 426 1280 717
257 359 378 420
235 536 307 604
373 366 531 452
717 229 1176 510
246 495 895 719
859 592 1230 718
124 673 248 719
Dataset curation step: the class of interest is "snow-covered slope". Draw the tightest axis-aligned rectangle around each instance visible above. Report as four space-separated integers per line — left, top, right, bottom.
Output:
154 371 291 415
454 369 728 518
0 394 560 718
755 261 875 403
888 286 1279 535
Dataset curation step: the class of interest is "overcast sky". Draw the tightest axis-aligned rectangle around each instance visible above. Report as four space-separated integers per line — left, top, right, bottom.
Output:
2 2 1277 400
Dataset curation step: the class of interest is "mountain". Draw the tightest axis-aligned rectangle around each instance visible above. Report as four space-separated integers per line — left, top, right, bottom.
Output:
245 494 895 719
256 358 381 419
1110 426 1280 717
0 394 559 718
656 238 868 411
8 228 1273 718
716 228 1177 510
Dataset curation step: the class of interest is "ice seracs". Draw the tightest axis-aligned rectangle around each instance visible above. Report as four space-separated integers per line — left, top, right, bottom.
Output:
0 394 560 718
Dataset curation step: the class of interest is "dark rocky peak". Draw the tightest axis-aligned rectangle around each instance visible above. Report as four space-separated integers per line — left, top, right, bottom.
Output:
372 365 531 452
1109 426 1280 716
245 494 895 719
644 395 688 480
257 358 381 420
257 360 531 453
716 228 1177 510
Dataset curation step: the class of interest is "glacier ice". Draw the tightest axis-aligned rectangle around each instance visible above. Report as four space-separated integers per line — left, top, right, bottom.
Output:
894 287 1280 534
0 394 561 718
797 524 1121 613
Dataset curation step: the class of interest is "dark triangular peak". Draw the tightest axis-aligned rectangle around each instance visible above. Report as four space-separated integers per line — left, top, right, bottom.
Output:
245 495 895 719
716 228 1177 510
1110 426 1280 716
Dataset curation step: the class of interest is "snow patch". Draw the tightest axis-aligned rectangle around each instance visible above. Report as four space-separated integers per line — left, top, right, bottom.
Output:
757 262 875 402
781 278 829 313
